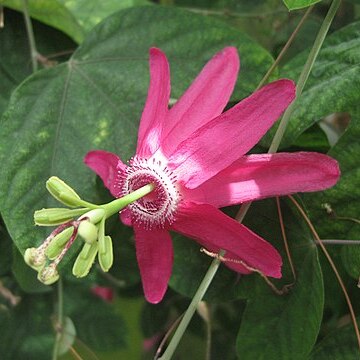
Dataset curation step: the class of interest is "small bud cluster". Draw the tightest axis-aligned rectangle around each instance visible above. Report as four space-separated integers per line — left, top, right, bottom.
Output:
24 177 115 285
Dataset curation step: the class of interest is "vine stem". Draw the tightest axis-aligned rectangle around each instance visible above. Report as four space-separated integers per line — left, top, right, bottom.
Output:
276 197 296 280
159 1 341 358
52 279 64 360
268 0 341 153
22 0 38 72
318 239 360 245
288 195 360 351
158 251 224 360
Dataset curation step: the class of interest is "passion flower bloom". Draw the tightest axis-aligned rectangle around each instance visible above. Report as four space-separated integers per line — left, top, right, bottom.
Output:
85 47 339 303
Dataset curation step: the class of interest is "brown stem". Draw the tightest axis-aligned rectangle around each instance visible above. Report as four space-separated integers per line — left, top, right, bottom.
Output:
155 314 184 360
256 6 314 90
276 197 296 280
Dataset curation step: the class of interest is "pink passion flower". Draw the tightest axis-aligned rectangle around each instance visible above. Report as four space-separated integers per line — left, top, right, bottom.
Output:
85 47 340 304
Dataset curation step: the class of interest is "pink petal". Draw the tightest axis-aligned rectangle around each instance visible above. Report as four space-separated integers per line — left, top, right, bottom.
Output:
168 79 296 188
160 47 240 156
136 48 170 158
91 286 114 302
120 208 132 226
84 150 124 196
134 226 173 303
184 152 340 207
172 202 282 278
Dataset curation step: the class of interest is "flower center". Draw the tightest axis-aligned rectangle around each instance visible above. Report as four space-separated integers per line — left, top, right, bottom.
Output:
119 156 180 229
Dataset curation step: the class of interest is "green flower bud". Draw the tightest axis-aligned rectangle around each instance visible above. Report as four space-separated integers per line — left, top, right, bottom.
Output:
34 208 88 226
24 247 46 270
45 227 74 260
38 264 59 285
98 235 113 272
46 177 82 207
78 221 98 244
72 242 98 278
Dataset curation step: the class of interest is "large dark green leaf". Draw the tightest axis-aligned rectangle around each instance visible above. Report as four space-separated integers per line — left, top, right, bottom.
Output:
64 286 126 351
283 0 322 10
310 319 360 360
304 106 360 279
1 0 85 43
0 6 274 269
261 21 360 149
236 198 324 359
0 8 76 117
0 293 54 360
0 218 12 275
58 0 151 32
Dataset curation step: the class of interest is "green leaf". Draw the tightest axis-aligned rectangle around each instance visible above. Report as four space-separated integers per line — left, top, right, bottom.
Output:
303 106 360 279
283 0 322 10
0 293 54 359
261 21 360 149
64 286 126 351
0 8 76 117
310 319 360 359
0 6 274 267
1 0 85 43
58 316 76 356
236 198 324 359
58 0 151 33
0 218 12 275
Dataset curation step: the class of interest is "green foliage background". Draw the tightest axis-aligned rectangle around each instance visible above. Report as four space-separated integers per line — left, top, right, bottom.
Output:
0 0 359 359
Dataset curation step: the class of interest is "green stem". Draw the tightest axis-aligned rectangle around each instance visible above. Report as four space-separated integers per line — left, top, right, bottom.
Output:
102 183 155 218
268 0 341 154
52 279 64 360
158 251 224 360
22 0 38 72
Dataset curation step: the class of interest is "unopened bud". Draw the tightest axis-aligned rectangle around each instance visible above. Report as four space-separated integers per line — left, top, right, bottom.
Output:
98 235 113 272
72 242 98 278
46 227 74 260
34 208 87 226
46 176 82 207
38 264 59 285
78 221 98 244
24 247 46 270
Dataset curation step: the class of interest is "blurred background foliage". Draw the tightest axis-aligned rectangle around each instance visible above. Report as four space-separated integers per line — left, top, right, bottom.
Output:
0 0 359 359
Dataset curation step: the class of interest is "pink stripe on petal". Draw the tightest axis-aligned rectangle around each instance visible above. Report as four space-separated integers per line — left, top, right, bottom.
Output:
160 47 240 156
184 152 340 207
84 150 124 196
134 227 173 304
172 202 282 278
136 48 171 157
169 79 296 188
